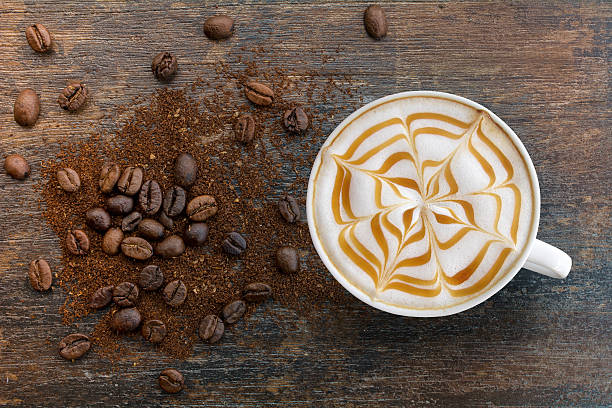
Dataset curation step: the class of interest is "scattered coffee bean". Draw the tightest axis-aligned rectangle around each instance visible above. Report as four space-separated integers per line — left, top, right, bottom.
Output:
162 185 186 217
66 229 89 255
174 153 197 188
56 167 81 192
14 89 40 126
184 223 208 247
25 23 52 53
121 237 153 260
28 259 52 292
85 207 111 232
122 211 142 232
244 81 274 106
158 211 174 229
139 180 162 216
58 81 88 112
102 228 124 255
278 194 300 223
142 319 167 343
364 4 388 40
163 280 187 307
89 285 114 309
99 162 120 194
283 106 309 133
186 195 217 221
243 282 272 302
198 315 224 344
4 154 30 180
156 235 185 258
222 300 246 324
203 15 234 40
117 166 143 196
235 114 256 143
222 232 247 255
137 218 164 241
151 52 178 81
158 368 184 394
110 307 142 332
113 282 139 307
59 333 91 360
106 195 134 215
277 246 299 273
139 265 164 291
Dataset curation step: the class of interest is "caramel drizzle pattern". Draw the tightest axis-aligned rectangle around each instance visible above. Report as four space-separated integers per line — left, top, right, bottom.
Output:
329 111 521 299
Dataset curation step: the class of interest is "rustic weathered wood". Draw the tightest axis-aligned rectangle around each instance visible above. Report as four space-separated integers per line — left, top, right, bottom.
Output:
0 1 610 406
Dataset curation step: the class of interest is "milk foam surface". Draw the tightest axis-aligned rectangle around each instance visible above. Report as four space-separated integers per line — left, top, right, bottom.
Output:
311 95 535 310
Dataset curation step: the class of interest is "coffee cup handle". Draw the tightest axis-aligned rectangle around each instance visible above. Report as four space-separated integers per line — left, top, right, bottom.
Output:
523 239 572 279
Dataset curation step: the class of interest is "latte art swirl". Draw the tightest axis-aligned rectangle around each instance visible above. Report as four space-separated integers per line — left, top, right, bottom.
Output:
311 95 535 310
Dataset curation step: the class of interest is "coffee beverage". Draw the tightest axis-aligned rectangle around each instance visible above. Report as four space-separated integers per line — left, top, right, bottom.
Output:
59 333 91 360
14 89 40 126
309 94 536 311
57 168 81 193
283 107 309 133
102 228 124 255
158 368 184 394
28 259 52 291
89 285 114 309
203 15 234 40
4 154 30 180
25 24 52 52
58 81 87 111
244 81 273 106
174 153 197 188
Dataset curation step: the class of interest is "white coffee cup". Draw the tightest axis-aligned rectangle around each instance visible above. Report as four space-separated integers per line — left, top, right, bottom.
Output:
306 91 571 317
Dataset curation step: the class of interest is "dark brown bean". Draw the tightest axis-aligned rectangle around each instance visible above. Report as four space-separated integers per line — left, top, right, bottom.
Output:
221 232 247 255
222 300 246 324
162 186 186 217
151 52 178 81
14 89 40 126
137 218 164 241
120 237 153 260
117 166 144 196
28 259 52 292
244 81 274 106
156 235 185 258
235 114 256 143
110 308 142 332
142 319 167 343
56 167 81 192
121 211 142 232
158 368 184 394
102 228 124 255
57 81 88 112
198 315 224 344
139 180 162 216
186 195 217 221
364 5 388 40
89 285 114 309
4 154 30 180
174 153 197 188
203 15 234 40
106 195 134 215
158 212 174 229
139 265 164 291
276 246 300 274
243 282 272 302
112 282 139 308
25 23 52 53
283 107 309 134
59 333 91 360
163 280 187 307
99 162 120 194
85 207 111 232
66 229 89 255
184 223 208 247
278 194 301 223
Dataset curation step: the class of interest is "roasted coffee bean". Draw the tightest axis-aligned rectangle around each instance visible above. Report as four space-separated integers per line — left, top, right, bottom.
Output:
14 89 40 126
102 228 124 255
186 195 217 221
142 319 167 343
235 114 255 143
244 81 274 106
198 315 224 344
163 280 187 307
174 153 197 188
117 166 143 196
364 5 388 40
243 282 272 302
110 307 141 332
222 232 247 255
184 223 208 247
151 52 178 81
162 186 186 217
156 235 185 258
121 237 153 260
85 207 111 232
283 107 309 134
112 282 139 307
203 15 234 40
89 285 114 309
139 265 164 291
139 180 162 216
58 81 88 112
56 167 81 192
28 259 52 292
158 368 184 394
59 333 91 360
4 154 30 180
277 246 299 273
278 194 300 223
66 229 89 255
158 212 174 229
121 211 142 232
99 162 120 194
106 195 134 215
222 300 246 324
25 23 52 53
137 218 164 241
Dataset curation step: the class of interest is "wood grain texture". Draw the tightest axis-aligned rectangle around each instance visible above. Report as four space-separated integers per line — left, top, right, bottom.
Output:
0 0 610 407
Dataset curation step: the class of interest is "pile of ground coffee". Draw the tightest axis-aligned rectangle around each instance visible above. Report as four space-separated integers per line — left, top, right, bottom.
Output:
40 55 357 359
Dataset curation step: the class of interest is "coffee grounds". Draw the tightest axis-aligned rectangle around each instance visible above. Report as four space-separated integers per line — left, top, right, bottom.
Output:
39 53 356 359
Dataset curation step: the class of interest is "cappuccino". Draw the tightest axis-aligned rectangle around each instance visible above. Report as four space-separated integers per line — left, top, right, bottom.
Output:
309 94 536 311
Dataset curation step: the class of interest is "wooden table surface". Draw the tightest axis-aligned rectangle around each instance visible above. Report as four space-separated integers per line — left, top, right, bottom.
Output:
0 1 610 407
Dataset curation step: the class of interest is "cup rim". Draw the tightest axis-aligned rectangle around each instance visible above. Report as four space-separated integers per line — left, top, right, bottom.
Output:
306 90 541 317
